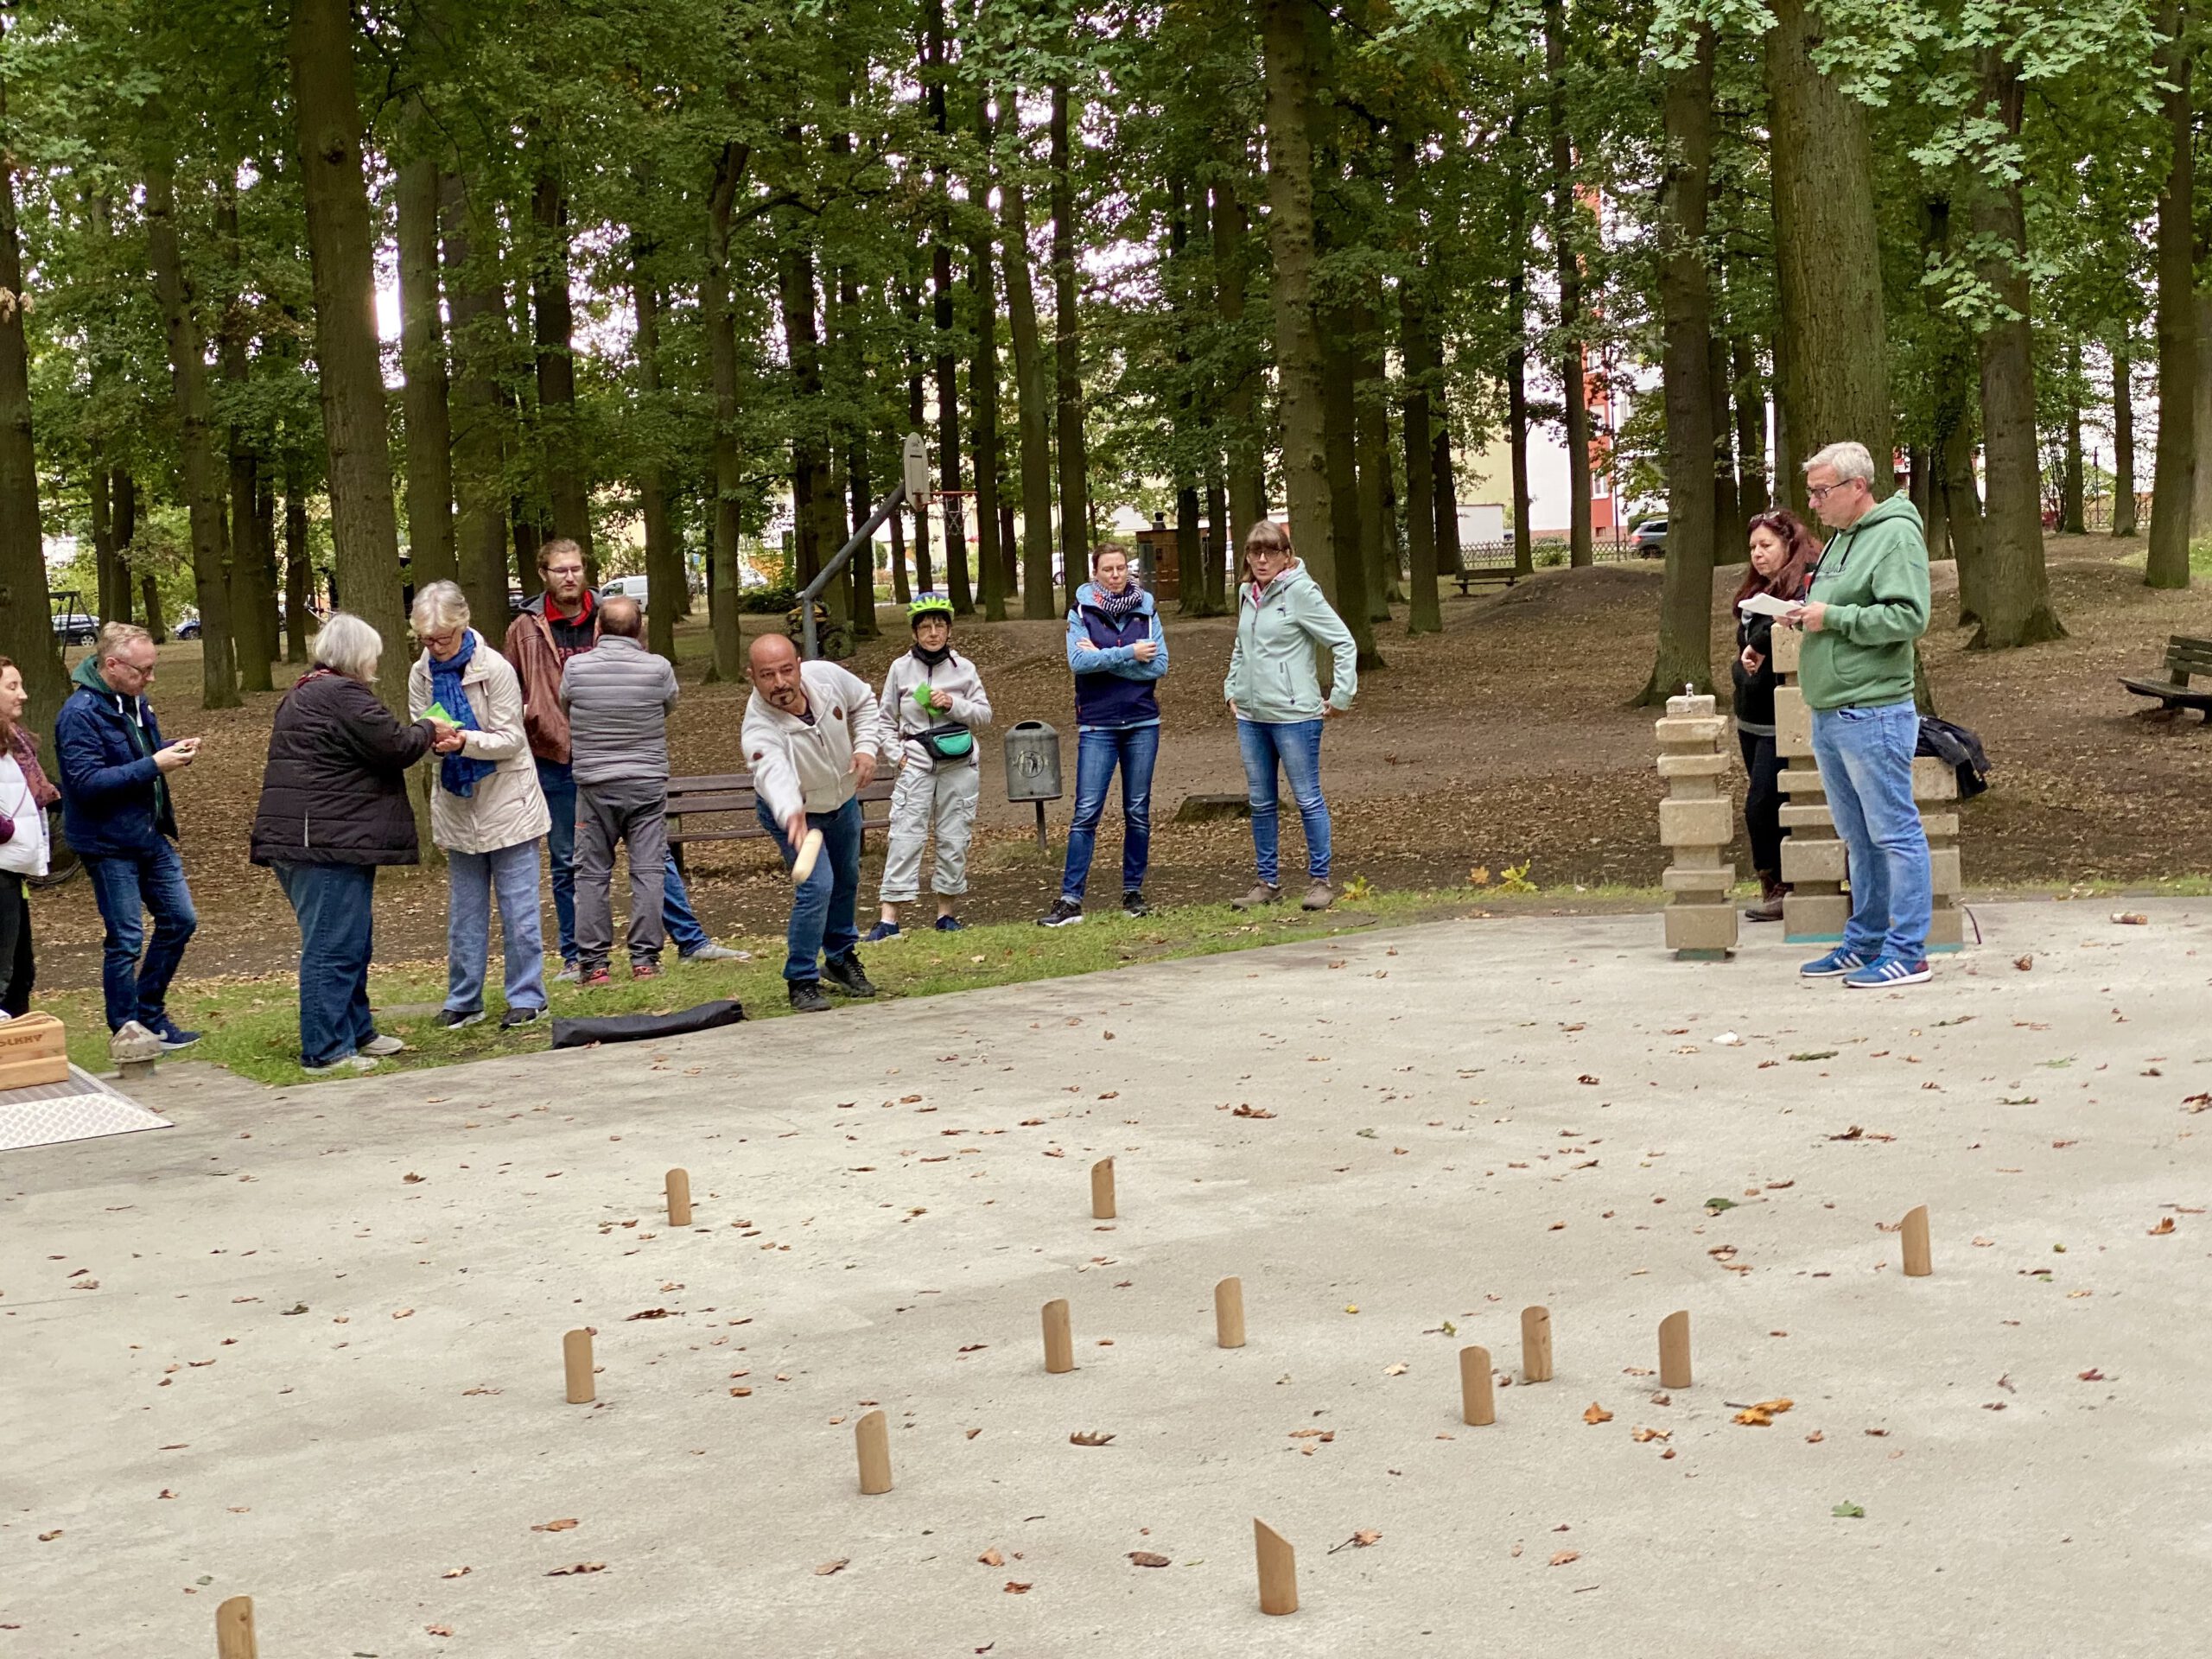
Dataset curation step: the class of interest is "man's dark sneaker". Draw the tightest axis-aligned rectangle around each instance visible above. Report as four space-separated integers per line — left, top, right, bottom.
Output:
632 958 663 981
581 969 613 990
437 1008 486 1029
788 980 834 1014
1038 898 1084 928
500 1006 543 1029
153 1020 201 1052
932 915 967 932
1122 890 1150 918
823 952 879 998
863 920 901 943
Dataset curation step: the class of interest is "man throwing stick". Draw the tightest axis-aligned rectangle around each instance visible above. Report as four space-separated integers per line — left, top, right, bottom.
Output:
742 633 891 1013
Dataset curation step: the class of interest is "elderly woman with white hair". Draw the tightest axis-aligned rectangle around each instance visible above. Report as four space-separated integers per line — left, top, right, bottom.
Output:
406 580 551 1029
250 612 450 1074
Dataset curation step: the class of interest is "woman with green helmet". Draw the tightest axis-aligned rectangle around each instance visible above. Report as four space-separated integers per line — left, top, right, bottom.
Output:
868 594 994 938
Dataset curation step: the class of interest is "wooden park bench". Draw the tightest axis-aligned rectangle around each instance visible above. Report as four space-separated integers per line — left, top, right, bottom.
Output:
2119 634 2212 719
664 771 898 872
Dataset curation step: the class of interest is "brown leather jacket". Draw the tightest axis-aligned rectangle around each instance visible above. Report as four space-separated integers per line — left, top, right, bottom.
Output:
503 594 599 766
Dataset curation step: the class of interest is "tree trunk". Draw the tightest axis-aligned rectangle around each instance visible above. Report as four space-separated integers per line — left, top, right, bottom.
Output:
90 467 118 625
1433 419 1463 584
1260 0 1336 606
289 0 409 709
997 151 1056 621
632 244 680 664
899 277 935 594
1966 50 2064 646
1353 296 1393 624
1505 115 1535 579
443 175 512 632
2060 335 2085 534
703 142 748 682
1545 0 1593 566
2149 0 2195 586
1708 330 1742 562
1211 172 1267 534
118 472 161 639
0 18 64 715
217 182 274 693
396 111 456 588
143 145 239 709
1319 319 1379 667
888 502 911 606
283 455 310 663
1638 22 1718 704
775 194 843 632
531 169 593 575
2113 341 2139 537
1764 0 1893 513
966 106 1005 626
1732 335 1770 520
2194 291 2212 533
1398 239 1444 634
1205 463 1231 608
1050 79 1090 594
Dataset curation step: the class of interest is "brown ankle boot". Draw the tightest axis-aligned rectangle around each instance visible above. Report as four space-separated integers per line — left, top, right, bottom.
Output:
1744 871 1786 923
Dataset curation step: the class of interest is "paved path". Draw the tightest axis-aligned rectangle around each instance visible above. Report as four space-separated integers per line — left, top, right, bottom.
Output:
3 901 2205 1656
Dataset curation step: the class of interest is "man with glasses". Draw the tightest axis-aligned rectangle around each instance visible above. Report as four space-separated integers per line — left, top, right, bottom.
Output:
1785 441 1935 988
54 623 203 1045
504 537 740 981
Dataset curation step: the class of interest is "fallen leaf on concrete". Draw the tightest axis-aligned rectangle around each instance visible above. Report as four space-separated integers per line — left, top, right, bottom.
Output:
1805 1431 1825 1443
1128 1551 1171 1567
2149 1217 2177 1236
1630 1427 1669 1443
67 1278 99 1291
1549 1550 1581 1567
1832 1501 1866 1519
978 1548 1005 1567
1791 1051 1838 1063
442 1567 471 1579
545 1562 605 1577
728 1387 753 1397
626 1308 677 1319
1069 1430 1116 1446
1002 1580 1033 1594
1732 1399 1794 1427
1865 1428 1889 1437
966 1427 982 1440
2077 1369 2106 1382
2012 954 2033 971
426 1624 454 1637
1231 1103 1276 1119
1329 1529 1383 1553
2184 1094 2212 1114
392 1308 414 1319
37 1530 60 1541
1384 1363 1408 1376
404 1173 425 1184
532 1519 580 1533
1576 1075 1600 1085
815 1559 849 1576
1583 1402 1613 1425
2112 912 2149 925
1827 1126 1864 1141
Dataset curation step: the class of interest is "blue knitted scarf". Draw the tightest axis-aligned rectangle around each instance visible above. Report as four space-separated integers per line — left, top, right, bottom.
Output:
429 630 497 798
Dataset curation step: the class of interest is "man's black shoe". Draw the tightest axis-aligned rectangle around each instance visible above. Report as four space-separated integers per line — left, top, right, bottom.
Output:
1122 890 1150 918
823 952 879 998
788 980 834 1014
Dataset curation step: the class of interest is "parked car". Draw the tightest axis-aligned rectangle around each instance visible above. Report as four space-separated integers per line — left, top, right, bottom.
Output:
1632 518 1668 557
598 575 650 606
50 610 97 645
174 614 202 639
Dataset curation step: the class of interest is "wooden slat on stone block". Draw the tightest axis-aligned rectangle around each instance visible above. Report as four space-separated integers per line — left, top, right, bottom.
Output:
1656 753 1729 779
1777 803 1834 830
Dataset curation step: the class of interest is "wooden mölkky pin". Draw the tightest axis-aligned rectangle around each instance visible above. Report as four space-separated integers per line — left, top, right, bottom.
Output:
1658 1309 1692 1389
215 1596 258 1659
563 1327 595 1403
1254 1517 1298 1615
665 1167 693 1227
1090 1156 1116 1219
855 1408 893 1494
1520 1304 1554 1382
1900 1205 1932 1276
1214 1276 1246 1349
1459 1344 1496 1426
1041 1298 1075 1373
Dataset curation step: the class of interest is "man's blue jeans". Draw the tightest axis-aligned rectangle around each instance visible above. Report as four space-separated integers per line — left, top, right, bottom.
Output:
1059 723 1160 902
754 794 862 982
1810 702 1932 963
273 861 378 1067
447 840 549 1015
1236 717 1331 886
537 758 708 962
81 840 197 1033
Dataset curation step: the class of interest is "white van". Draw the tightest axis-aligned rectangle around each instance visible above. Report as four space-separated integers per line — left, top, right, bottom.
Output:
598 575 651 606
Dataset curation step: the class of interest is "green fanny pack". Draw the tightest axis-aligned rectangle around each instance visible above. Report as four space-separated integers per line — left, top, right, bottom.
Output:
918 722 974 761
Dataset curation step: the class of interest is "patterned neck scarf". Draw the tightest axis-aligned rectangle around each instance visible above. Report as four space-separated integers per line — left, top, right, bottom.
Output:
1093 581 1144 623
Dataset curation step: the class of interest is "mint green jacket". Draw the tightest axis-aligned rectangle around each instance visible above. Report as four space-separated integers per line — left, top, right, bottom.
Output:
1799 493 1930 712
1223 561 1357 721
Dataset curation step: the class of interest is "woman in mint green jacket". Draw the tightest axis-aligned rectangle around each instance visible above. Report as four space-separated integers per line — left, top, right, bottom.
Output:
1223 521 1357 912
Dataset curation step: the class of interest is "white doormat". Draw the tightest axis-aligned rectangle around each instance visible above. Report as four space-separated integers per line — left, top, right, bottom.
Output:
0 1065 173 1154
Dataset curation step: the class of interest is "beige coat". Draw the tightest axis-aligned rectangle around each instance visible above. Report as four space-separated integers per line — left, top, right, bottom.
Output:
407 635 552 855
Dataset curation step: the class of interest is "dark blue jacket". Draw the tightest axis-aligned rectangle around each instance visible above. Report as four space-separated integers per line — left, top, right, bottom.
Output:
1065 583 1168 729
55 655 178 858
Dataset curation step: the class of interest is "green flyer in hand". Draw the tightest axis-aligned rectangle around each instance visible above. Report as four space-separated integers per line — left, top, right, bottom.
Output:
420 700 456 726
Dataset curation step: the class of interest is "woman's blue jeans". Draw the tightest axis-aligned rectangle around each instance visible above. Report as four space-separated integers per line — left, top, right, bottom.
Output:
447 840 549 1014
274 861 378 1067
1236 717 1331 885
1059 723 1160 901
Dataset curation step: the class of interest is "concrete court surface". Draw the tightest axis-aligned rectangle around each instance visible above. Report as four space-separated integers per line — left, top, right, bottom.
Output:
3 899 2207 1658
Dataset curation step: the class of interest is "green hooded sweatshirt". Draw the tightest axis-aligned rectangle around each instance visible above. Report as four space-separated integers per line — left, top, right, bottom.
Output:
1798 493 1929 712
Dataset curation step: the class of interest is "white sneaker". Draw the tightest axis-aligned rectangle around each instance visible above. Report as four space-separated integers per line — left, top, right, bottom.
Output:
360 1033 407 1057
304 1054 379 1077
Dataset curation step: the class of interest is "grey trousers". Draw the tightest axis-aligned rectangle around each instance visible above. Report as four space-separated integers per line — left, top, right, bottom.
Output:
879 760 981 903
575 779 669 971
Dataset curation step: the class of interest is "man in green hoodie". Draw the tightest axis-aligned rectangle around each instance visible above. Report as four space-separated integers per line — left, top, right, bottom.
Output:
1785 441 1933 988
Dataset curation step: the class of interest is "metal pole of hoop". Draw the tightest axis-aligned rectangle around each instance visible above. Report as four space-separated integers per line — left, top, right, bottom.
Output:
803 433 931 660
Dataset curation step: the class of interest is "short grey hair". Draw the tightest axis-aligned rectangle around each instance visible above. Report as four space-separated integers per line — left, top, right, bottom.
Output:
1803 441 1877 486
97 621 152 663
410 580 470 636
311 612 383 682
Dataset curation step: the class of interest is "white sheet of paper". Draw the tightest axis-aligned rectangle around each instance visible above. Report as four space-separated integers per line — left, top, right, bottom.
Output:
1737 592 1799 619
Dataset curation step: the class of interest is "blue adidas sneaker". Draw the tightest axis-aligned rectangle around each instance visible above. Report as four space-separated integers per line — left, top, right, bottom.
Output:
1799 947 1869 979
1844 957 1932 988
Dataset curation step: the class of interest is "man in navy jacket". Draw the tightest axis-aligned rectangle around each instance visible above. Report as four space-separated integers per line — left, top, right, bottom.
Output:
54 624 203 1045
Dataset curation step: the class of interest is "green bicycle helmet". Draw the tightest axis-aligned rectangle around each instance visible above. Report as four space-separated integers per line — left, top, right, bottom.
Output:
908 592 955 628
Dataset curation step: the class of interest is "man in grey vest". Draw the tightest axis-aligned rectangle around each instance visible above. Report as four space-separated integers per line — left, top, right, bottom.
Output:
558 596 678 987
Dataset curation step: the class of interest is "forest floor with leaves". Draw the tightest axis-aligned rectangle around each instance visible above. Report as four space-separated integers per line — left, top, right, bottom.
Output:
22 530 2210 995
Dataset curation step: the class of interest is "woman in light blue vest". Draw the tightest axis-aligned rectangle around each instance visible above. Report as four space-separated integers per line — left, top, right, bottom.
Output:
1224 520 1356 912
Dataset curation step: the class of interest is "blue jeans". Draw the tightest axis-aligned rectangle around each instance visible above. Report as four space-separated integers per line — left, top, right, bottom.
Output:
274 861 378 1067
1810 702 1932 963
447 841 549 1014
538 758 708 961
1060 723 1160 902
755 794 862 982
82 840 198 1033
1237 718 1331 885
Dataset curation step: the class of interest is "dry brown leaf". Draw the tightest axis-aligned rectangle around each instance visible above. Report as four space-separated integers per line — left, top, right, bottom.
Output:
1549 1550 1581 1567
1582 1402 1613 1425
815 1558 849 1576
2077 1368 2106 1382
1128 1551 1171 1567
978 1548 1005 1567
1069 1430 1116 1446
532 1518 580 1533
37 1529 60 1541
425 1626 454 1638
2113 912 2149 925
1630 1427 1669 1443
403 1173 425 1184
2149 1217 2177 1236
2012 955 2033 971
391 1308 414 1319
1805 1430 1825 1443
546 1562 606 1577
1002 1580 1033 1594
1231 1103 1276 1119
1383 1363 1408 1376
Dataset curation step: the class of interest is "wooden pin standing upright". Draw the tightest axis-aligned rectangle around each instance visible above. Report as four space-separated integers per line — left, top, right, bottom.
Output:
1254 1518 1298 1615
1041 1298 1075 1373
1214 1277 1246 1348
1658 1310 1692 1389
1900 1205 1933 1276
1459 1345 1496 1426
665 1167 693 1226
563 1328 595 1403
215 1597 257 1658
1090 1157 1116 1220
1520 1305 1554 1382
855 1409 893 1494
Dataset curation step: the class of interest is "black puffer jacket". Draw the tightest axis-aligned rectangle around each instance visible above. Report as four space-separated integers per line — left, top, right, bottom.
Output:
250 671 436 868
1732 609 1780 729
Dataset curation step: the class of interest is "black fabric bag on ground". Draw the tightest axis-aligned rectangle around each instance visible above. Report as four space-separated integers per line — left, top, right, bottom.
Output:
550 999 745 1049
1916 715 1992 801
